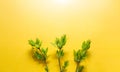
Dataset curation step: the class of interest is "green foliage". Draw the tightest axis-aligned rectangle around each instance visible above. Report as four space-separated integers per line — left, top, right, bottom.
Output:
74 40 91 72
55 35 66 49
28 38 49 72
28 36 92 72
52 35 69 72
28 38 47 61
28 38 42 49
34 51 44 60
74 40 91 62
28 40 35 46
63 61 69 68
41 48 48 58
61 61 69 72
74 50 81 62
77 66 84 72
57 50 64 58
82 40 91 50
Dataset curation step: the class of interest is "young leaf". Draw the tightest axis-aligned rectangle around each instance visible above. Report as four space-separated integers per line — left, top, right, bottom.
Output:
28 40 35 46
61 61 69 72
57 50 64 58
34 51 43 60
74 49 81 62
41 48 48 56
36 38 40 44
74 50 78 62
82 40 91 50
35 44 40 49
35 38 42 49
80 50 87 59
45 48 48 54
29 38 49 72
63 61 69 68
54 35 67 49
74 40 91 72
53 35 68 72
61 34 66 47
55 38 61 49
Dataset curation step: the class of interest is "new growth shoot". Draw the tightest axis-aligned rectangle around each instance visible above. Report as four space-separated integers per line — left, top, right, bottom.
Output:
52 35 69 72
28 38 49 72
74 40 91 72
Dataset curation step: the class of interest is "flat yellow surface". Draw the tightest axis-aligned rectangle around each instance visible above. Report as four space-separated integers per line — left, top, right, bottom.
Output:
0 0 120 72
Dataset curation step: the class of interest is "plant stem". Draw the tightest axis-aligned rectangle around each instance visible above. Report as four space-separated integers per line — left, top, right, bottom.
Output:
38 48 48 72
58 48 62 72
38 48 46 60
76 62 80 72
44 60 49 72
58 57 62 72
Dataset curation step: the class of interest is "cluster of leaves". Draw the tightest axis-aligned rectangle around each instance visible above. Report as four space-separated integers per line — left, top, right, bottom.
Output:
55 35 66 49
56 49 64 58
61 61 69 72
74 40 91 72
28 35 91 72
28 38 49 72
53 35 69 72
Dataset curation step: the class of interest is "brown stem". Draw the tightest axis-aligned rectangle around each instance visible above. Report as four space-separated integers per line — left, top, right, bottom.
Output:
44 60 49 72
76 62 80 72
58 57 62 72
58 48 63 72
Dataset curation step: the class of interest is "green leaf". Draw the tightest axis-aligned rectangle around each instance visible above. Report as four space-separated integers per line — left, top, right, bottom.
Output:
36 38 40 44
28 40 35 46
63 61 69 68
41 48 45 54
56 50 64 58
35 38 42 49
54 35 67 49
82 40 91 50
41 48 48 56
55 38 59 45
55 38 61 49
61 34 66 46
45 48 48 54
76 50 81 62
74 50 78 62
35 44 40 49
80 50 87 59
74 49 86 62
74 40 91 72
61 61 69 72
34 51 43 60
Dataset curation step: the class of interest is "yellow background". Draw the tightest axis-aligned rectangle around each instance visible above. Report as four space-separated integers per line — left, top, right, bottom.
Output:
0 0 120 72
